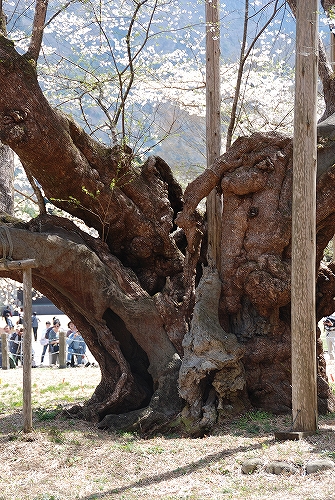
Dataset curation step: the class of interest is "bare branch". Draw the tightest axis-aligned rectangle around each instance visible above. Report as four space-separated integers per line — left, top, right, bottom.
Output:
25 0 48 62
89 0 158 142
118 0 158 136
24 167 46 215
226 0 285 149
44 0 74 28
14 187 38 205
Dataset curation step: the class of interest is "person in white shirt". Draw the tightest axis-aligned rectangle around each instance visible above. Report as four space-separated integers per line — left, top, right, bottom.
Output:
324 314 335 360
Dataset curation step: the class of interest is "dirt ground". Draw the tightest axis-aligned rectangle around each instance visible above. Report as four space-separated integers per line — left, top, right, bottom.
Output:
0 362 335 499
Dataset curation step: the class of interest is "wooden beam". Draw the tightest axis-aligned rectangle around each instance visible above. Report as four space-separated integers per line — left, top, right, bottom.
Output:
0 259 36 271
291 0 318 432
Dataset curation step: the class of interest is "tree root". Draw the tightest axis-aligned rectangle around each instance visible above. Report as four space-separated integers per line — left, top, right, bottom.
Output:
97 353 183 434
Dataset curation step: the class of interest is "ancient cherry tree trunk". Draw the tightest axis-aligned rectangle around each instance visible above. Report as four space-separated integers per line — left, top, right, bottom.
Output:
0 25 335 433
178 131 335 421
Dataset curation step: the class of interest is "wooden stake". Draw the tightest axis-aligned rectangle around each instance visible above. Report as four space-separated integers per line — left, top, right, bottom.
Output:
1 331 9 370
59 330 66 369
0 259 36 432
22 266 33 433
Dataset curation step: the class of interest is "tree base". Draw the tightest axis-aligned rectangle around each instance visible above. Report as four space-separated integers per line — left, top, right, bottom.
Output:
97 353 183 434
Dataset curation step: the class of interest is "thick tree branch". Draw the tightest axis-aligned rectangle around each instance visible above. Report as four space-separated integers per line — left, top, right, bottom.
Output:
0 41 184 288
0 1 6 36
0 215 179 413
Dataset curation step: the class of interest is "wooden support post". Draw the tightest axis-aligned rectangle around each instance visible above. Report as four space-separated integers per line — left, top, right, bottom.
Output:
0 259 36 432
206 0 222 269
1 331 9 370
291 0 318 433
59 330 66 369
23 267 33 433
331 33 335 263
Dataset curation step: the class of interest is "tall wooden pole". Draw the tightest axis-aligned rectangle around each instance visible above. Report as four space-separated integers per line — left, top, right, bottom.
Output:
206 0 222 269
331 31 335 262
23 267 33 433
291 0 318 432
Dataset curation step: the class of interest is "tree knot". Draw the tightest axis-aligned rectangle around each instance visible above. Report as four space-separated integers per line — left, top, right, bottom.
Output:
248 206 259 218
9 109 28 123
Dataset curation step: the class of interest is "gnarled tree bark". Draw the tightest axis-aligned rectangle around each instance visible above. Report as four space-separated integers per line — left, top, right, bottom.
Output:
0 26 335 433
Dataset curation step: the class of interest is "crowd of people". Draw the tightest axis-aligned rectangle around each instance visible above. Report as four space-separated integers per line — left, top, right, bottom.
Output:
43 318 88 367
0 305 90 368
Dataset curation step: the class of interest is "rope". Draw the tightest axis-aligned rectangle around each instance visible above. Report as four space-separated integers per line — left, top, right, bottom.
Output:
289 409 301 432
0 227 7 260
2 224 13 259
0 224 13 261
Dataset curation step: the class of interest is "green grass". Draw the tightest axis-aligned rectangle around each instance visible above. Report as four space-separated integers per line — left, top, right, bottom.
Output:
40 382 70 394
34 407 62 421
47 427 65 444
0 369 100 427
233 410 273 435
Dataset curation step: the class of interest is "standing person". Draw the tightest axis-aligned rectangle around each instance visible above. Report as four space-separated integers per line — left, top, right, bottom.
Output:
66 321 77 366
12 327 24 365
66 322 86 366
31 312 40 342
18 307 24 325
3 324 16 368
40 320 51 365
48 319 60 365
5 313 13 330
324 314 335 360
9 325 20 361
2 305 12 326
